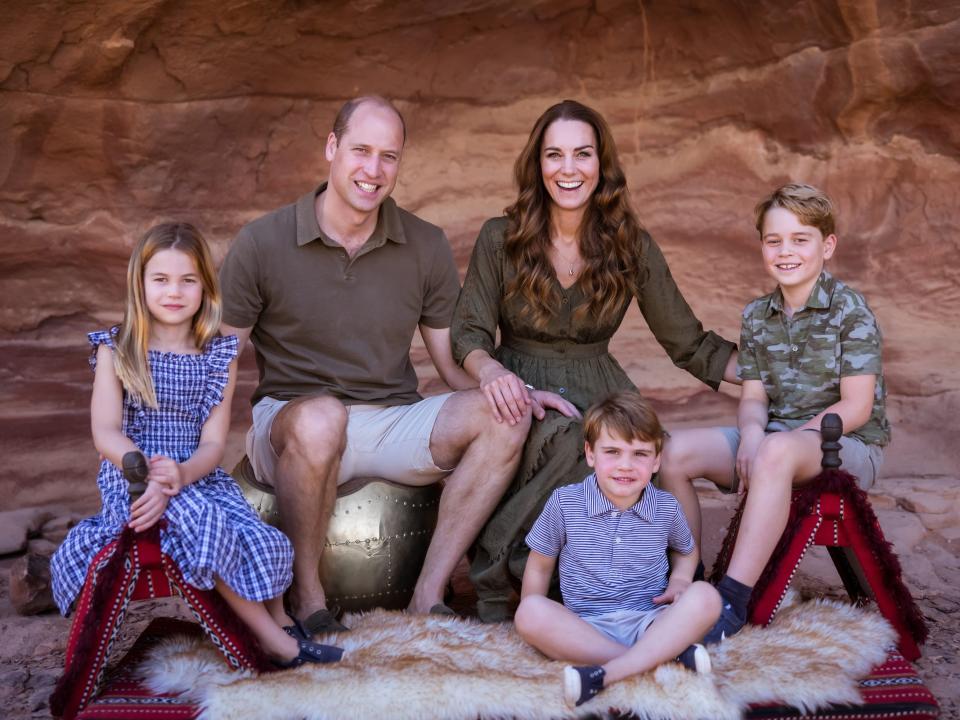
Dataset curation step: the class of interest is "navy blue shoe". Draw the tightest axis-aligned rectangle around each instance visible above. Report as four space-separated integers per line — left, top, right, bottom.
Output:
676 643 712 673
703 601 746 645
563 665 605 707
273 638 344 668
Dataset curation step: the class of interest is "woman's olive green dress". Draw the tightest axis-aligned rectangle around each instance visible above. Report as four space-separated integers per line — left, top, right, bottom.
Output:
452 217 735 621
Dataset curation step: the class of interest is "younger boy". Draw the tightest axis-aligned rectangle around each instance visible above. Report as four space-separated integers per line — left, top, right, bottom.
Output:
514 391 721 708
658 183 889 644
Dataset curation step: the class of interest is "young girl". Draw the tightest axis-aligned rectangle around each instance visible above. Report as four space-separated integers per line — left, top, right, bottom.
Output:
50 222 342 668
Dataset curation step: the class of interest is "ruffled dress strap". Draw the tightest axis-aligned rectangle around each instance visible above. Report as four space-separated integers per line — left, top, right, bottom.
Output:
199 334 238 423
87 326 120 372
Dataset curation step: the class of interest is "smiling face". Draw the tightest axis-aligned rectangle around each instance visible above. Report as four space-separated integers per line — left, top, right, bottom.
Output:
540 119 600 217
325 101 404 217
760 205 837 306
143 248 203 331
585 427 661 510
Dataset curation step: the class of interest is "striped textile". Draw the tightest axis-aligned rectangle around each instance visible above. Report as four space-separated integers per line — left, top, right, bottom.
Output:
526 474 693 618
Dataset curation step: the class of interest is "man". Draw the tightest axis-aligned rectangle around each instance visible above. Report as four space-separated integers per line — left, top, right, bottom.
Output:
220 96 569 633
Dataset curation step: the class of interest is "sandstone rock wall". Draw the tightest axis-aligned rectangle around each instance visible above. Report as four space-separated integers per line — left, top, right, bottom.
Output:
1 0 959 510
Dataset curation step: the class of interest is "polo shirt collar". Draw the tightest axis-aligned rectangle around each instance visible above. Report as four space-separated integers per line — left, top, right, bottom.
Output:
765 270 836 318
583 474 656 522
295 182 408 248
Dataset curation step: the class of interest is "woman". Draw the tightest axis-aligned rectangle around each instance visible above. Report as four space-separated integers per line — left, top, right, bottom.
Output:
452 100 738 622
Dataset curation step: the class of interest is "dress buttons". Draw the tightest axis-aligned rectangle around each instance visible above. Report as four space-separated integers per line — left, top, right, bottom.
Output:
558 387 566 394
561 296 568 305
791 344 799 352
615 537 621 544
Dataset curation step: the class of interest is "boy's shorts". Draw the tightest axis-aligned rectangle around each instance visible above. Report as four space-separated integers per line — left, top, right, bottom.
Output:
245 394 455 490
717 421 883 493
582 606 667 647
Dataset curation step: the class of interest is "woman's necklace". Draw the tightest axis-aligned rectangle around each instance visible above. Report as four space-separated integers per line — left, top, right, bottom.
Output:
552 243 581 276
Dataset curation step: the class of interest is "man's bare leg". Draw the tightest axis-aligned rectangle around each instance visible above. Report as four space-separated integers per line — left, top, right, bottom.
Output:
407 389 530 613
270 394 346 622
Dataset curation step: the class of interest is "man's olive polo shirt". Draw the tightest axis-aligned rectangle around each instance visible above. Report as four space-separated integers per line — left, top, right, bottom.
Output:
220 183 460 407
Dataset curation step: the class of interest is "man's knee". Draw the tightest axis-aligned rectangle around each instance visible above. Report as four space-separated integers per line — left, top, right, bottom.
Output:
754 430 816 476
274 395 348 460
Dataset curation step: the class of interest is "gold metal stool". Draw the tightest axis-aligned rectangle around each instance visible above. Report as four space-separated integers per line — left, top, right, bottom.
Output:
234 456 441 612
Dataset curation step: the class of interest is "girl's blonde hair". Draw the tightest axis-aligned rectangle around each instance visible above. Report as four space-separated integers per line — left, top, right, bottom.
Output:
113 223 221 407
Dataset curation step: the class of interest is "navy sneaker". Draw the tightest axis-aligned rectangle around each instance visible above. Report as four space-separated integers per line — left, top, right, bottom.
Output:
703 601 746 645
563 665 606 707
676 643 712 673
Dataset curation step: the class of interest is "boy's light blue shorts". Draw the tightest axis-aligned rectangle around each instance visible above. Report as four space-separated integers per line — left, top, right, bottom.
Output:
581 605 667 647
717 421 883 493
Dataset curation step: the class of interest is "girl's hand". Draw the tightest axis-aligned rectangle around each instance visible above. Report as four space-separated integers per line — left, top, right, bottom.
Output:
529 390 581 421
653 577 691 605
129 481 170 532
148 455 185 496
735 426 766 493
477 364 531 425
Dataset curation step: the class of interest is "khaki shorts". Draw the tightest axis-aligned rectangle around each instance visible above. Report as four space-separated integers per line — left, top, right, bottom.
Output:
718 422 884 493
246 394 454 489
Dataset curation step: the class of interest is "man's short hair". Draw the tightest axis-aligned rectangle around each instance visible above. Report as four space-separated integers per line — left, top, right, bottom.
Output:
754 183 836 237
332 95 407 144
583 390 664 454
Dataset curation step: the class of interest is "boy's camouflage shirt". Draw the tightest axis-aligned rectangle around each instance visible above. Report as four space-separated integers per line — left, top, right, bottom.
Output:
738 271 890 446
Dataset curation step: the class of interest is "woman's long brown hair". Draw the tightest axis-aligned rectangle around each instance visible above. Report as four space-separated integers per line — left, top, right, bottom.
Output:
504 100 644 328
114 222 222 407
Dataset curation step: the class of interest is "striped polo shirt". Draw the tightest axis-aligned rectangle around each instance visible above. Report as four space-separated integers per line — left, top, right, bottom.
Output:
526 474 694 618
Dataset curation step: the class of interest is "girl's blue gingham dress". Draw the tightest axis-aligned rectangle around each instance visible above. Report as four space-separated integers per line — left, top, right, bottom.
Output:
51 328 294 615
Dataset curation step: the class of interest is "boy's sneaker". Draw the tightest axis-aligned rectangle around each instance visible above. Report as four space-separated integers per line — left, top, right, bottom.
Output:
703 601 746 645
563 665 606 707
676 643 712 674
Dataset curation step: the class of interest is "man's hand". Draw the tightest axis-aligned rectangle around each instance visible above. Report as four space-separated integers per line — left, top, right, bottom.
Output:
735 426 766 493
529 390 581 421
478 364 531 425
129 481 170 532
653 576 691 605
148 455 185 496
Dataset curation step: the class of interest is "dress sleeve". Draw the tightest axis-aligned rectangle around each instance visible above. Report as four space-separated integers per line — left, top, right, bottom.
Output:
634 232 736 390
199 335 239 422
451 219 504 366
87 327 118 372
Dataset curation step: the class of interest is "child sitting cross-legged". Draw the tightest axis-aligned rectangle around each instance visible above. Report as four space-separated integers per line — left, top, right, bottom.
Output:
514 390 721 708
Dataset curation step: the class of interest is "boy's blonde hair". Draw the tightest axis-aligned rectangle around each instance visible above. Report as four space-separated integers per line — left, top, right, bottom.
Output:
754 183 836 238
583 390 664 454
114 222 222 408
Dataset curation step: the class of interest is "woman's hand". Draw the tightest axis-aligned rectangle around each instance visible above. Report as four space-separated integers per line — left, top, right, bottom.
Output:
128 481 170 532
529 390 581 421
148 455 185 496
478 364 531 425
735 426 765 493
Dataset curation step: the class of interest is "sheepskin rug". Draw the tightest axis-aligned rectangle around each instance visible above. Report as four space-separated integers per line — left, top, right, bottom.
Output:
139 598 895 720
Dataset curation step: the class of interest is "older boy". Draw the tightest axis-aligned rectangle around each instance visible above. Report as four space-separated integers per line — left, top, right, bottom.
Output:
659 183 889 644
514 391 721 708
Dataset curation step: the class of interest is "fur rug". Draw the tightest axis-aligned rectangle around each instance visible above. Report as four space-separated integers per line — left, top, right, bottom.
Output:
138 597 895 720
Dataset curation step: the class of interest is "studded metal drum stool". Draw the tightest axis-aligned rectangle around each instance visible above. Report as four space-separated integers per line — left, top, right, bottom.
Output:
235 456 442 612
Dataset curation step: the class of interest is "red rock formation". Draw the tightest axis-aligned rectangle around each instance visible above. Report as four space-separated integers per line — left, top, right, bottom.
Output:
1 0 958 511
